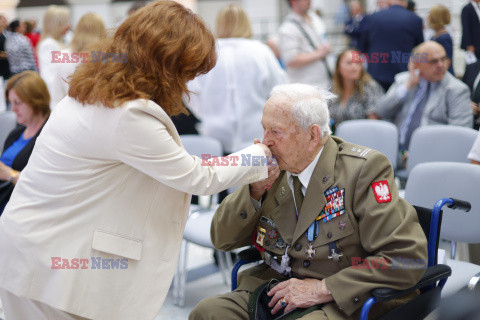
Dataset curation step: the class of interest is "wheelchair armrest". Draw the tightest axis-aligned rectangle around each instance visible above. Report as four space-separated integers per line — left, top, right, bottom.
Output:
371 264 451 302
468 272 480 292
237 247 262 264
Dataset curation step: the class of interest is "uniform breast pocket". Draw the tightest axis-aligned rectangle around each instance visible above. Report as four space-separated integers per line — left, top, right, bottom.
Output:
312 215 355 249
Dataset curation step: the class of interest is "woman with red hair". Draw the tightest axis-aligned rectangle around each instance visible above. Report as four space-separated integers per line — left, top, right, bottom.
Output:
0 2 277 319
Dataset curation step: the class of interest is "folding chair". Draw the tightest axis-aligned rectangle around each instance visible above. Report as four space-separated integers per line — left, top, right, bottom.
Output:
405 162 480 297
335 119 398 169
396 125 478 182
231 199 465 319
172 135 232 307
0 111 17 153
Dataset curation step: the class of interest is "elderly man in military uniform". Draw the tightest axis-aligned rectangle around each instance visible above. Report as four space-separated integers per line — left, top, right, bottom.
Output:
189 83 427 320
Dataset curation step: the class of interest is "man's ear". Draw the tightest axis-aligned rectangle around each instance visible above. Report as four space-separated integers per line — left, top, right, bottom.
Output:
308 124 322 151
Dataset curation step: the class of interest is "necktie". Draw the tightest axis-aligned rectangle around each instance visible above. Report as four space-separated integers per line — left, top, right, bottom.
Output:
400 82 431 150
292 176 304 214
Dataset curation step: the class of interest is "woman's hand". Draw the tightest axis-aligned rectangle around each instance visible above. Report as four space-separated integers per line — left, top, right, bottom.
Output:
250 140 280 201
267 278 334 315
0 161 13 181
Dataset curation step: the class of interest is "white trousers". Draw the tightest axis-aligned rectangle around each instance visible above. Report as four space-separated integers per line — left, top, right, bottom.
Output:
0 288 90 320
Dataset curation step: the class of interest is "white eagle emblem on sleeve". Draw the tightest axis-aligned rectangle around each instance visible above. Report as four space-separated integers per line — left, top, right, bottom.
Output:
372 180 392 203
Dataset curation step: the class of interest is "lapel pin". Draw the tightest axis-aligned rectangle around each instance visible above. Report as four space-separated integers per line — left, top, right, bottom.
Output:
280 187 286 196
322 176 330 184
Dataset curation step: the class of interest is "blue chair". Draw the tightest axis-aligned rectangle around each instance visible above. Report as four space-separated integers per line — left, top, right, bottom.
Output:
231 199 471 319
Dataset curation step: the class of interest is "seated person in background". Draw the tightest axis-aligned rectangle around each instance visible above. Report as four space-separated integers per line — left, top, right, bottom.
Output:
190 83 427 320
376 41 472 153
0 71 50 214
329 49 384 130
462 60 480 130
428 5 454 75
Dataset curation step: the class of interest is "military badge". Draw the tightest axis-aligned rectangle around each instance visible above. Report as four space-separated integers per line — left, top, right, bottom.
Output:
276 237 286 249
372 180 392 203
317 186 346 223
267 229 278 239
338 221 346 230
305 243 316 259
256 227 266 246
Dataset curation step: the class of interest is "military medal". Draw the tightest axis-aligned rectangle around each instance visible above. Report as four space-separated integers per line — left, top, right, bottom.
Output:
328 248 343 263
276 237 286 249
268 229 278 239
305 243 316 259
256 227 266 246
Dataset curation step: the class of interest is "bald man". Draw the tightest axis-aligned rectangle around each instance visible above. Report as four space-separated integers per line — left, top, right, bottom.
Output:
376 41 473 151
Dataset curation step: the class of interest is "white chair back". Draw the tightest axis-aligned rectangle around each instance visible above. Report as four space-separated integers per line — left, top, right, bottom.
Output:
180 134 223 158
335 119 398 169
0 111 17 152
405 125 478 177
405 162 480 243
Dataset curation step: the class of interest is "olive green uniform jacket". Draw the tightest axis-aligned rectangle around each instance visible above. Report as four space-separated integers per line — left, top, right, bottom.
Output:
211 136 428 319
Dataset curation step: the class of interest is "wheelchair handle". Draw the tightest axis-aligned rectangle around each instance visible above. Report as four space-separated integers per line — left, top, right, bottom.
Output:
447 198 471 212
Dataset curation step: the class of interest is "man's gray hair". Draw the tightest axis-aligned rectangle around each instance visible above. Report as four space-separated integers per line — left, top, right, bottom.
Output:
270 83 335 137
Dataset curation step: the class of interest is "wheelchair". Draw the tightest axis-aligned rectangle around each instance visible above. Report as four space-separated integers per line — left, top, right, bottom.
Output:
230 198 471 320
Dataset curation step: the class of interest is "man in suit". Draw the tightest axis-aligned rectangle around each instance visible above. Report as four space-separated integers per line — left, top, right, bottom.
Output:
462 60 480 130
190 83 427 320
376 41 473 151
461 0 480 60
359 0 423 91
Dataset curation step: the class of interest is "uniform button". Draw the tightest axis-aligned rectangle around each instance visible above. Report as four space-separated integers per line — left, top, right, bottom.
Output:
295 243 302 251
240 211 247 219
353 297 360 303
339 146 343 151
303 260 311 268
327 232 332 239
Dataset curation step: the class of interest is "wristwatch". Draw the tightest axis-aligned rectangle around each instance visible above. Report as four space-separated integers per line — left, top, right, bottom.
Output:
9 170 20 183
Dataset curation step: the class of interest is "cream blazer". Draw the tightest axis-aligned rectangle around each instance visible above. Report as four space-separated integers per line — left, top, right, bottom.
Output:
0 97 267 320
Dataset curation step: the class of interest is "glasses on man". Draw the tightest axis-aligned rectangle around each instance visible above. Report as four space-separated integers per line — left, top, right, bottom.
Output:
426 56 449 65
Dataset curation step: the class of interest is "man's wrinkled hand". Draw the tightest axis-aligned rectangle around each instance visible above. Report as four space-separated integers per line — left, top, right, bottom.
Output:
267 278 333 315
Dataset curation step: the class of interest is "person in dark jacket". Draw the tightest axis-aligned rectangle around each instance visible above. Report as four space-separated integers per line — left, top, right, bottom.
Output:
0 70 50 213
359 0 423 91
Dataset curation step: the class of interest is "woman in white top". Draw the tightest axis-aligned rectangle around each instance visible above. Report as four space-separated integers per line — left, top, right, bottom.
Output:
37 5 70 108
51 13 106 107
0 2 278 319
187 4 288 154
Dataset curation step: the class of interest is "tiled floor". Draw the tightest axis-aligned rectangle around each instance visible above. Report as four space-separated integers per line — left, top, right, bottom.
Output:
155 244 230 320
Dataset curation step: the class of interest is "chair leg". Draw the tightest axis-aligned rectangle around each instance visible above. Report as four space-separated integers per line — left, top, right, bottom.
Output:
223 251 234 287
217 250 228 286
174 240 188 307
451 241 456 259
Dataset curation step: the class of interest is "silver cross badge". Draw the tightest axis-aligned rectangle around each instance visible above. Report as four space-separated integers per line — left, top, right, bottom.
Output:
328 249 343 263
